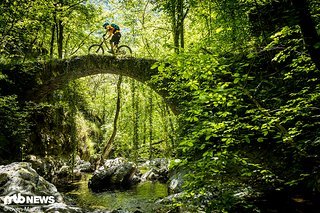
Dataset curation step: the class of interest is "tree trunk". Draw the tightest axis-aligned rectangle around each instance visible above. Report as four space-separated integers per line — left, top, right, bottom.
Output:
171 0 187 53
131 80 139 161
57 20 64 59
171 1 179 53
291 0 320 70
50 25 55 58
142 85 147 145
148 89 153 159
100 75 123 163
166 104 176 151
162 100 169 156
178 0 184 49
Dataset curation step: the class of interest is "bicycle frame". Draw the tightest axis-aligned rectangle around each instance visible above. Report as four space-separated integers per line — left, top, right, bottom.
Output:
100 37 112 51
89 35 132 56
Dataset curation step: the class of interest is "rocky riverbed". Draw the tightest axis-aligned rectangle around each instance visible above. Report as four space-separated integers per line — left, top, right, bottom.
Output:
0 157 186 213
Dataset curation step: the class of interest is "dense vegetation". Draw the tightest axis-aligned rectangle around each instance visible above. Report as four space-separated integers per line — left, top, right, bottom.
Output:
1 0 320 212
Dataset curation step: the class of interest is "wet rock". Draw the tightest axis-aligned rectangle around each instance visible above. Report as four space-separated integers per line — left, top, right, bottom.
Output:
140 158 168 183
168 170 186 194
0 162 62 201
88 158 139 192
111 209 131 213
168 173 184 194
25 155 91 185
167 159 187 194
29 202 82 212
86 208 133 213
89 154 100 171
76 161 92 172
0 162 82 213
156 192 185 204
141 169 159 182
56 165 81 179
58 165 71 177
24 154 64 182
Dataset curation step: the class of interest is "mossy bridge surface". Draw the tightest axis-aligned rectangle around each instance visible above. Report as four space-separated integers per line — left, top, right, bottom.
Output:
2 55 178 113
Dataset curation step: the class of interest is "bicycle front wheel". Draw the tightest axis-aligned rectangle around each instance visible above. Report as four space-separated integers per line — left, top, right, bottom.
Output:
89 44 104 54
116 45 132 57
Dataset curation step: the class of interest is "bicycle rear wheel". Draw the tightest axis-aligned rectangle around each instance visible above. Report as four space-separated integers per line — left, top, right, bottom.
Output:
116 45 132 57
89 44 104 54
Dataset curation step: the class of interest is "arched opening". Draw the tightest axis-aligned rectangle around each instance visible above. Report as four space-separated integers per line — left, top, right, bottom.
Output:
26 73 177 163
24 55 178 114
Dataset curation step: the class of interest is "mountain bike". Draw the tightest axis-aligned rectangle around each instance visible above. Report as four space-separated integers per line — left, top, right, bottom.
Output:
88 34 132 57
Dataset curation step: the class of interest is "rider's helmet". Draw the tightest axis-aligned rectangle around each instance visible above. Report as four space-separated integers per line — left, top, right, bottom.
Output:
103 22 109 28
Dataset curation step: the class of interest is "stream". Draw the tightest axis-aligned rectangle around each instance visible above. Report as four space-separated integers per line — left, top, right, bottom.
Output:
58 173 168 212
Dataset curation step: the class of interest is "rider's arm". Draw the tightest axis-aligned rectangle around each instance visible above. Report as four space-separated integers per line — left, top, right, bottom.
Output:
106 27 114 38
103 31 112 40
107 31 112 39
107 30 112 39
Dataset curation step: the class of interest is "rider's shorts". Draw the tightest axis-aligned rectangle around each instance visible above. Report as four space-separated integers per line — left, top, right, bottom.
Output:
110 32 121 45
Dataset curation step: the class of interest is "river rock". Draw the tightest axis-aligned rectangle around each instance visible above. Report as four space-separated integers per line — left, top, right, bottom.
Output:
24 155 62 181
156 192 185 204
168 172 184 194
88 158 139 192
29 202 82 212
25 154 91 186
76 160 92 172
0 162 63 201
0 162 82 212
57 165 82 178
140 158 168 183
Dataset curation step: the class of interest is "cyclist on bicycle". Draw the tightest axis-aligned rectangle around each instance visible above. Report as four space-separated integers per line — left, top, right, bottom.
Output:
103 22 121 54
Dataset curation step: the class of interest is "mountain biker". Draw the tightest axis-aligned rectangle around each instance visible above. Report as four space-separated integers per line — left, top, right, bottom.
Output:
103 22 121 54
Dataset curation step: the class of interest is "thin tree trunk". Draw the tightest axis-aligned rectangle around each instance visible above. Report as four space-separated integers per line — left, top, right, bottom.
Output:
131 80 139 161
171 1 179 53
100 75 123 164
57 20 64 59
178 0 184 49
134 86 139 161
162 100 169 156
141 0 153 57
50 24 55 59
64 33 70 58
166 104 175 151
142 85 147 145
148 89 153 160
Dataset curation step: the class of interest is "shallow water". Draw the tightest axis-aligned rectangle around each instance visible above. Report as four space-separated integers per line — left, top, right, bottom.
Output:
60 173 168 212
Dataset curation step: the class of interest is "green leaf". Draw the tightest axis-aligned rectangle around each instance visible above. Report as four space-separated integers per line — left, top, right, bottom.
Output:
151 63 159 69
257 138 264 142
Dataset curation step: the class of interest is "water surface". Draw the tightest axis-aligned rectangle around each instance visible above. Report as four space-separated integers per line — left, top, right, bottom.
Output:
60 174 168 212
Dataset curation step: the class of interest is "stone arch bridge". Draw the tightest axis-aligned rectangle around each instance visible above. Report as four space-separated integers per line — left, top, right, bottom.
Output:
9 55 178 114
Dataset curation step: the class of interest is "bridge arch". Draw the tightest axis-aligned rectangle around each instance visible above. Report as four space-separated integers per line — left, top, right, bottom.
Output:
24 55 178 114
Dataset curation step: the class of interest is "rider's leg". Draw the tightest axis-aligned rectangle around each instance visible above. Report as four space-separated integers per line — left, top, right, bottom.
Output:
109 36 115 53
113 32 121 53
109 32 121 54
110 42 114 53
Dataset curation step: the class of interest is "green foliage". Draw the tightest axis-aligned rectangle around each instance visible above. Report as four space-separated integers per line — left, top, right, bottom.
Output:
0 95 30 162
0 0 101 61
151 15 320 209
1 0 320 212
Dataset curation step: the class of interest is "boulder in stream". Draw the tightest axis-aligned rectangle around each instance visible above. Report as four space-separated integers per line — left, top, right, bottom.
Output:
0 162 81 212
88 158 140 192
24 154 64 182
140 158 169 183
